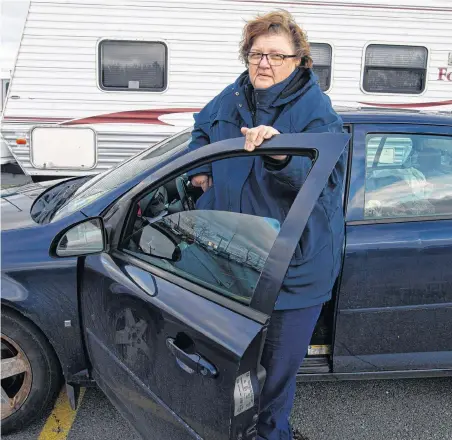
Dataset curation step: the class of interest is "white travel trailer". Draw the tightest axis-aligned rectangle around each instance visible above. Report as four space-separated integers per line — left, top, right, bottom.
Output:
1 0 452 178
0 70 14 165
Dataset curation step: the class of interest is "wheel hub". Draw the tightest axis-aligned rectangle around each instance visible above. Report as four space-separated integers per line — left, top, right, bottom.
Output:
1 334 32 420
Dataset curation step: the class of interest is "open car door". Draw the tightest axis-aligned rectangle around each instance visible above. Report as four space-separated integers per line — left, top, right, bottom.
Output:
77 133 349 440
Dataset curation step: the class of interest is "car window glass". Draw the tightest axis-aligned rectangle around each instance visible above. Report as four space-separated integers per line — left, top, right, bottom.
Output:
51 129 191 222
120 154 312 305
123 210 280 304
366 136 413 167
364 134 452 219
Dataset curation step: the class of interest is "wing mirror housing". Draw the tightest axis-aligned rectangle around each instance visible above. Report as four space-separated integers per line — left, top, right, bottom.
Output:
50 217 107 258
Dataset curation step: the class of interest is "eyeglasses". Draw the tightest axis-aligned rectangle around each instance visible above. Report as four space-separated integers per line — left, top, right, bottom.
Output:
247 52 299 66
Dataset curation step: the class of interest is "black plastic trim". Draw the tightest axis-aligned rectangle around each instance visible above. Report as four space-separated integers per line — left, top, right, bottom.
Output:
339 301 452 315
347 214 452 226
297 368 452 382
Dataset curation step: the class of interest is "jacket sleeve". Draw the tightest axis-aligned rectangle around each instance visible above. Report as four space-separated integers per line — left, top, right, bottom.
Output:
300 101 345 198
264 94 344 193
186 100 214 178
260 155 311 193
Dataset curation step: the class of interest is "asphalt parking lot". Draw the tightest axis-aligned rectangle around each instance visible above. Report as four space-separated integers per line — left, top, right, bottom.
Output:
4 378 452 440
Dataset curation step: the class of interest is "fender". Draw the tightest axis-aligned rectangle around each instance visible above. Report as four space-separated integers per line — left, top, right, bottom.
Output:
1 271 90 384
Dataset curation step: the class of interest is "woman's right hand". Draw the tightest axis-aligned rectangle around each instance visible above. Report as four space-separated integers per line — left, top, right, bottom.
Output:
191 174 213 192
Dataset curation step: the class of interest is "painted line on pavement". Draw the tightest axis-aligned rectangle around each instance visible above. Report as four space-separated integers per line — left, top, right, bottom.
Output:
38 388 86 440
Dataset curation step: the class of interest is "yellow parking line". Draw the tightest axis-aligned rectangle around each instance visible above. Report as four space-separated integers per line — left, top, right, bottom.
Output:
38 387 86 440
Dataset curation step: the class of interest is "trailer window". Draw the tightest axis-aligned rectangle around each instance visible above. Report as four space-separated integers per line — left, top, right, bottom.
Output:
99 40 167 92
1 79 9 109
311 43 332 91
363 44 427 94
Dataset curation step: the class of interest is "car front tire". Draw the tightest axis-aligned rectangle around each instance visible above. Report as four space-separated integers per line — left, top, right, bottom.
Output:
1 308 62 434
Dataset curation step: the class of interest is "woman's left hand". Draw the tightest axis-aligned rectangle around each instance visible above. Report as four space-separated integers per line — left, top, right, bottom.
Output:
240 126 287 161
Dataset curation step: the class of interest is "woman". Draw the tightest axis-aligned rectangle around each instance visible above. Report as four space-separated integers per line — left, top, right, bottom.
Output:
188 10 344 440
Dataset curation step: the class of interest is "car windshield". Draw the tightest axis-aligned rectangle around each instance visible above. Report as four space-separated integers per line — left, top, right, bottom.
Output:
51 129 192 222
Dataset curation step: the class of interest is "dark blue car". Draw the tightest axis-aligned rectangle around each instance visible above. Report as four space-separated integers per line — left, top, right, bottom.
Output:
1 109 452 438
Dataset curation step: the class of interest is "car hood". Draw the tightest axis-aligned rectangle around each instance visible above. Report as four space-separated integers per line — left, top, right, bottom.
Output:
1 180 66 231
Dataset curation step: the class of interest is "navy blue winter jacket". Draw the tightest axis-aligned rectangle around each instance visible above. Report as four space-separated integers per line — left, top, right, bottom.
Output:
187 68 345 310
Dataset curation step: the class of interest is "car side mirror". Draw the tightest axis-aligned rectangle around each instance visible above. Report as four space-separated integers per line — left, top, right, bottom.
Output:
138 225 181 262
50 217 106 258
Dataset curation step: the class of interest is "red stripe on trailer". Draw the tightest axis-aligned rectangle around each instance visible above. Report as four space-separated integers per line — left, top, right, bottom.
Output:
62 108 202 126
359 100 452 109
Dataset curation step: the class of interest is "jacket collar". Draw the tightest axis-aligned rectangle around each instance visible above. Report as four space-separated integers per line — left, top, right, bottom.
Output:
252 69 298 108
234 67 318 108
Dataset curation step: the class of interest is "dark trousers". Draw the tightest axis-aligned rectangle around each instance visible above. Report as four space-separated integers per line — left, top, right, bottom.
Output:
257 305 323 440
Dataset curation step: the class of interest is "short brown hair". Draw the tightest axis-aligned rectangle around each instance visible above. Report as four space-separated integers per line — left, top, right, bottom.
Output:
239 10 313 68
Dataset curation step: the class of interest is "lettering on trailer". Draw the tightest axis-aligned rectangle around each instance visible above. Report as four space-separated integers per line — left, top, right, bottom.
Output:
438 68 452 81
438 53 452 81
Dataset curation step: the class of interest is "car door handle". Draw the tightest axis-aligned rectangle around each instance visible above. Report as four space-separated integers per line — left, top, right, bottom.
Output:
166 338 218 378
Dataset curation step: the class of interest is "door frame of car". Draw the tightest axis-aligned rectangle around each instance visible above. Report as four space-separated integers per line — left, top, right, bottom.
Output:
96 132 350 317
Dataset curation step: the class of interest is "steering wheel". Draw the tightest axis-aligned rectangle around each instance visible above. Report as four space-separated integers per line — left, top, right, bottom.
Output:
176 176 195 211
139 186 168 218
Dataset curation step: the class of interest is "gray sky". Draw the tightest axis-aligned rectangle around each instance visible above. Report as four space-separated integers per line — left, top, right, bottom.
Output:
0 0 30 74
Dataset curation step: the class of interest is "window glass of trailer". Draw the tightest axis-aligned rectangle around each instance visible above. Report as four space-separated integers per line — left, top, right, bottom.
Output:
311 43 333 92
363 44 428 94
1 79 9 110
99 40 167 92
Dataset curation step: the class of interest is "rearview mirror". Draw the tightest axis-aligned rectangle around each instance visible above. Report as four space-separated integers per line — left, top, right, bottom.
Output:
51 218 106 257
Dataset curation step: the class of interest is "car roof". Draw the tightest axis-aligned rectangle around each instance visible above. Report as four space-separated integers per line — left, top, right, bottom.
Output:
335 107 452 126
